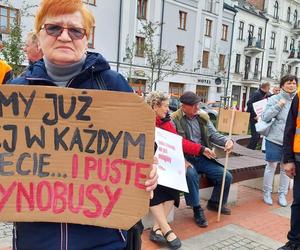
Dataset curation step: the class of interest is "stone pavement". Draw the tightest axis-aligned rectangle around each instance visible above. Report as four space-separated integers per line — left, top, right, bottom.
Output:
142 184 292 250
0 184 292 250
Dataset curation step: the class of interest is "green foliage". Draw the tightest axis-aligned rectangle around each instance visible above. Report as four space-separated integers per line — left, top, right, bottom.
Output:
1 21 25 76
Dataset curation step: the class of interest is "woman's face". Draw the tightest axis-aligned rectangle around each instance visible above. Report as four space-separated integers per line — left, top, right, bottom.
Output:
153 100 169 119
38 11 88 65
282 79 297 93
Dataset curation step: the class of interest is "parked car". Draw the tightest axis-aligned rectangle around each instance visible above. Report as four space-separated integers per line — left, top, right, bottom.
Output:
207 101 221 112
198 102 218 121
168 96 218 120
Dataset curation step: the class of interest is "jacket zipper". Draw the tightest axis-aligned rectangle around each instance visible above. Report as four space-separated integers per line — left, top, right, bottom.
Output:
119 229 126 242
61 223 67 250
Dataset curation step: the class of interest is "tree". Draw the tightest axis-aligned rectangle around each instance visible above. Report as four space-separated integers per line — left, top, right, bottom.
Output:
125 21 181 93
1 21 25 76
0 1 37 76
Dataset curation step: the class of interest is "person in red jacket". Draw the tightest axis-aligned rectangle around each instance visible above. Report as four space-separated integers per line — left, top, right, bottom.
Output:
145 91 216 249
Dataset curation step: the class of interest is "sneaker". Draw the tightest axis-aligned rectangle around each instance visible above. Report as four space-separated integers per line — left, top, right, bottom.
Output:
207 202 231 215
149 228 166 244
278 193 288 207
194 207 208 228
263 191 273 205
277 241 300 250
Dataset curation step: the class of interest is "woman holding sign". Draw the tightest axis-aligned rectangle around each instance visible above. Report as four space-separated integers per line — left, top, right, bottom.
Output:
261 75 298 207
146 92 216 249
9 0 158 249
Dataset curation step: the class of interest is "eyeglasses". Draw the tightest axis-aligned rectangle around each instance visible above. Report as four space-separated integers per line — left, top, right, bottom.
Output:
41 24 86 40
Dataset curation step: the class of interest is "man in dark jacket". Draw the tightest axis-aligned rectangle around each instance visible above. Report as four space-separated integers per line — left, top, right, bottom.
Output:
278 93 300 250
246 82 270 149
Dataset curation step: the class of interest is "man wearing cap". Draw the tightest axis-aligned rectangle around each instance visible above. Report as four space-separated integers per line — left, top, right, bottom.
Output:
171 91 234 227
0 34 13 84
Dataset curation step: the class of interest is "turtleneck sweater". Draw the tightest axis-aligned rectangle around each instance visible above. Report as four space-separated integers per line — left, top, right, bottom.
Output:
44 54 86 86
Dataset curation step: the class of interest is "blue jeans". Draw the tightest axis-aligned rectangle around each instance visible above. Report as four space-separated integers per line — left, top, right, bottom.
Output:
184 155 232 207
287 161 300 245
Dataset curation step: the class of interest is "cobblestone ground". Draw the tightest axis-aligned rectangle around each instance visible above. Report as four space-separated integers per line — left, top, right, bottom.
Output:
202 235 273 250
0 223 12 248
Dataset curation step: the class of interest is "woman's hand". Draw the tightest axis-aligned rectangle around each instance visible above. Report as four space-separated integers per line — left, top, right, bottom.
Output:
145 158 158 198
203 147 216 159
284 162 296 178
278 98 286 107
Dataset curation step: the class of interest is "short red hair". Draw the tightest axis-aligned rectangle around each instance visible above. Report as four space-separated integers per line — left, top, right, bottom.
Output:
35 0 94 38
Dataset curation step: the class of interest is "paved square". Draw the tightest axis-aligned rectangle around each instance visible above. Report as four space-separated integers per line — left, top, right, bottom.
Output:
272 205 291 219
159 224 282 250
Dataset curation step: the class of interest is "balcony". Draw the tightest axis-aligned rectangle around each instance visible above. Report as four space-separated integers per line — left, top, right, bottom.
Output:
286 50 300 65
244 37 264 55
271 16 280 27
292 20 300 35
242 71 261 83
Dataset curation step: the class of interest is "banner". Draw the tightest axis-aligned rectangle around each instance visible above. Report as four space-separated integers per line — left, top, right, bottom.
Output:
155 128 188 193
0 85 155 230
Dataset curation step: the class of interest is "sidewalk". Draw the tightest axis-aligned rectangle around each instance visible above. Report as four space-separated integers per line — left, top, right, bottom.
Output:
0 184 291 250
142 184 291 250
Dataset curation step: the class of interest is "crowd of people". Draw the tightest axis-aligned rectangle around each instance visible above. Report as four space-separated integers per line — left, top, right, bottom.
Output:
0 0 299 249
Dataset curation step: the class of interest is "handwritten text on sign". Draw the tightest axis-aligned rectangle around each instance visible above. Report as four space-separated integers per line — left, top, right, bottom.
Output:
0 85 155 230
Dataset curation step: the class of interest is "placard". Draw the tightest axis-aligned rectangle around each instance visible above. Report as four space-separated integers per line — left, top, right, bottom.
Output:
0 85 155 230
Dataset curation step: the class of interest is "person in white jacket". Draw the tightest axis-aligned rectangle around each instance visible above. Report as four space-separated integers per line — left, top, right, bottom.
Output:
261 75 298 207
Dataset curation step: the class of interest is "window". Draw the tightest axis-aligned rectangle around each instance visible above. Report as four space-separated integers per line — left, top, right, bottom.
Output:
176 45 184 64
135 36 145 57
296 67 299 76
219 54 225 71
83 0 96 4
248 24 254 38
221 24 228 41
258 27 262 42
281 64 285 76
274 1 279 19
137 0 147 19
288 65 292 73
244 56 251 79
294 10 298 24
290 38 295 50
205 0 213 12
283 36 288 51
235 54 241 73
179 11 187 30
205 19 212 37
270 32 276 49
202 51 209 68
254 58 259 78
0 5 19 33
267 61 273 78
238 21 244 40
287 7 291 22
88 27 95 49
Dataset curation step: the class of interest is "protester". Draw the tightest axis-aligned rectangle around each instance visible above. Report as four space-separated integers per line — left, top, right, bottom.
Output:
145 91 216 249
277 79 300 250
9 0 158 249
0 34 13 84
246 82 271 149
171 91 234 227
23 32 43 64
261 75 298 207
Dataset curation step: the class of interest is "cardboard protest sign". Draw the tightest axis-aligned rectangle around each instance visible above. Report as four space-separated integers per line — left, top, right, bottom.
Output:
154 128 188 193
217 108 250 135
252 99 268 119
0 85 155 230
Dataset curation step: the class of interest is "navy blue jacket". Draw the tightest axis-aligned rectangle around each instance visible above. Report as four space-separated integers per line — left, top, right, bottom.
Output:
10 52 132 250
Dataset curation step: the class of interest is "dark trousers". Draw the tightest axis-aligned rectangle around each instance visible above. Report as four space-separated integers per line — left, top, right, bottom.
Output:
184 155 232 207
247 121 260 150
287 161 300 245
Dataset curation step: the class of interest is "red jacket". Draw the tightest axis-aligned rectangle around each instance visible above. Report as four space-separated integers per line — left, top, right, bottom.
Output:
156 116 204 156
